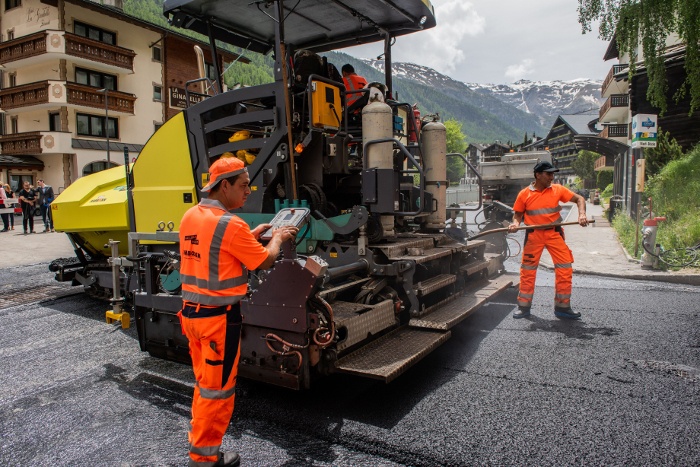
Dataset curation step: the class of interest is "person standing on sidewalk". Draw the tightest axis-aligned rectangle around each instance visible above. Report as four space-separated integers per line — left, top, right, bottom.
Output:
508 161 589 319
17 181 38 235
37 180 55 232
4 184 15 230
179 157 298 467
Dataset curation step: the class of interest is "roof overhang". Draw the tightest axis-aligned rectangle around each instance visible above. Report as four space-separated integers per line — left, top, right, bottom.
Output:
0 155 45 170
574 135 629 158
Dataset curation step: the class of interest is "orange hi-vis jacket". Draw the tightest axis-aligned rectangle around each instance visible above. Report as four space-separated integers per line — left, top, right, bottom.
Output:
343 73 368 107
179 198 269 306
513 182 574 226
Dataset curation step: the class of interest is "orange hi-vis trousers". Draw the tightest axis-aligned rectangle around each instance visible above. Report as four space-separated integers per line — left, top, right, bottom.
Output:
179 302 242 466
517 228 574 310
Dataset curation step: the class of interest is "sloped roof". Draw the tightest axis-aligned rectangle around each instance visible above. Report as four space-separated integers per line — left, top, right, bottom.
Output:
72 139 143 153
558 114 599 136
0 155 45 169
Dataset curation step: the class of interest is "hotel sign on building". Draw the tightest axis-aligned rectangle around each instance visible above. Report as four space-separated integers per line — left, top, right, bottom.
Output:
631 114 658 148
169 87 206 109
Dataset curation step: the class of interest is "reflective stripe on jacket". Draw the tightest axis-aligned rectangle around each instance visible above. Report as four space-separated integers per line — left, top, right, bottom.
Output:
179 198 267 306
512 182 575 226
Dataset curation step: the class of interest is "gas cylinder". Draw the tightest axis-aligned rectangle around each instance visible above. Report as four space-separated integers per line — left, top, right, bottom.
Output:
421 121 447 230
641 216 666 269
362 101 395 236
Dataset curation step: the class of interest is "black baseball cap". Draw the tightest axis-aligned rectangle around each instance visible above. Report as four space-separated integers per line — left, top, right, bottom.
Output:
533 161 559 173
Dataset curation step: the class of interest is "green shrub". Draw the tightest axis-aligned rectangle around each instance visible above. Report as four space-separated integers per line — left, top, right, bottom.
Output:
612 211 640 258
597 169 613 191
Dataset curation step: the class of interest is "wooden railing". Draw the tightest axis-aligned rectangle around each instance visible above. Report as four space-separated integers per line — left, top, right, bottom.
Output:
599 94 629 120
0 81 136 113
65 83 136 114
0 30 134 71
0 132 43 155
0 81 50 110
601 64 628 96
0 31 47 65
65 32 135 71
601 124 628 139
594 155 610 171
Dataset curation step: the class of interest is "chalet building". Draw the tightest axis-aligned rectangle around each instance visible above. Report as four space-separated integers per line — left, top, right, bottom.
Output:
576 32 700 215
481 142 511 163
542 114 598 186
0 0 241 193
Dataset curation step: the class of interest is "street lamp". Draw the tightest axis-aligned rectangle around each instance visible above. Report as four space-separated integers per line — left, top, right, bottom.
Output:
97 88 110 166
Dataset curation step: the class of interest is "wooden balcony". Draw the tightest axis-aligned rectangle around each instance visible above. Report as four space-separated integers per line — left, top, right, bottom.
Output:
0 81 50 111
0 30 134 73
0 131 72 156
601 64 628 98
0 81 136 114
599 94 629 122
600 124 628 139
66 83 136 114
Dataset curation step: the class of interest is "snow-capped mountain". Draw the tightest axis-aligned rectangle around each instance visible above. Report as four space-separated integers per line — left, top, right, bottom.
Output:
362 59 603 129
466 79 604 127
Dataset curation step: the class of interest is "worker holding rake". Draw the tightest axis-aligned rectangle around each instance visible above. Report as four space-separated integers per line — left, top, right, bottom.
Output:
508 161 589 320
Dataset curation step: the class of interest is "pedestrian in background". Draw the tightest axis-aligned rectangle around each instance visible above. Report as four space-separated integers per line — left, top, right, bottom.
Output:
17 181 37 234
508 161 589 320
178 157 298 467
37 180 55 232
4 184 15 230
0 180 9 232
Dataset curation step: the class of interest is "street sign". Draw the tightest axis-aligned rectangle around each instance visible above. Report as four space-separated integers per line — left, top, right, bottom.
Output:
631 114 657 148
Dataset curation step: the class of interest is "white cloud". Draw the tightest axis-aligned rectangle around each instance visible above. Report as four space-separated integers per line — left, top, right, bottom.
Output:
505 59 535 82
390 1 485 74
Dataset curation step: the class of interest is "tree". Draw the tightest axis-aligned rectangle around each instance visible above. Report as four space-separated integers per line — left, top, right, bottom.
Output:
577 0 700 115
644 129 684 177
571 150 600 188
444 119 467 183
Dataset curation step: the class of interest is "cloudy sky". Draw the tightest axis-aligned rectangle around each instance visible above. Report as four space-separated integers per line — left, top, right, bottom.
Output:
341 0 612 85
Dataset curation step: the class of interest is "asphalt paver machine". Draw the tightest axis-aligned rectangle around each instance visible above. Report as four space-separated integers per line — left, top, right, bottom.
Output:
50 0 517 389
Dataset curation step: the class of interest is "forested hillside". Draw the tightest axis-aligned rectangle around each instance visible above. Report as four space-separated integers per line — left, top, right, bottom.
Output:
123 0 530 142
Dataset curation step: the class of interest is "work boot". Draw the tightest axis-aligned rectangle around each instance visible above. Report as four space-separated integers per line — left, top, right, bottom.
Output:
188 452 240 467
513 306 531 319
555 307 581 319
214 452 240 467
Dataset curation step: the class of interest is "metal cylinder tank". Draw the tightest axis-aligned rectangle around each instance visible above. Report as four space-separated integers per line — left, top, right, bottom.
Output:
422 121 447 229
362 101 395 236
362 101 393 168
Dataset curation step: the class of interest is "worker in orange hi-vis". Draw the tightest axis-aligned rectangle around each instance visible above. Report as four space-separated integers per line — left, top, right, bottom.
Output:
178 157 298 467
508 161 589 320
341 63 368 109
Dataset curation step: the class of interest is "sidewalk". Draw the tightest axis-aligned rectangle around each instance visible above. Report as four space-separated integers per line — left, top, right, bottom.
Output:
538 202 700 286
0 218 75 268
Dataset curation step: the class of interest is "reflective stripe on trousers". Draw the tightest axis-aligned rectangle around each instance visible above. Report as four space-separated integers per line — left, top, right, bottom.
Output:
180 304 242 465
518 228 574 309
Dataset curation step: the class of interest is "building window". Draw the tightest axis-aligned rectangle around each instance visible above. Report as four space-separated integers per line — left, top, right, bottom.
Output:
9 72 16 87
7 29 15 40
75 67 117 90
153 85 162 101
74 21 115 45
205 62 217 81
10 174 32 192
10 116 18 134
4 0 20 11
49 112 61 132
77 113 118 138
82 161 119 176
152 46 162 62
154 122 163 132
